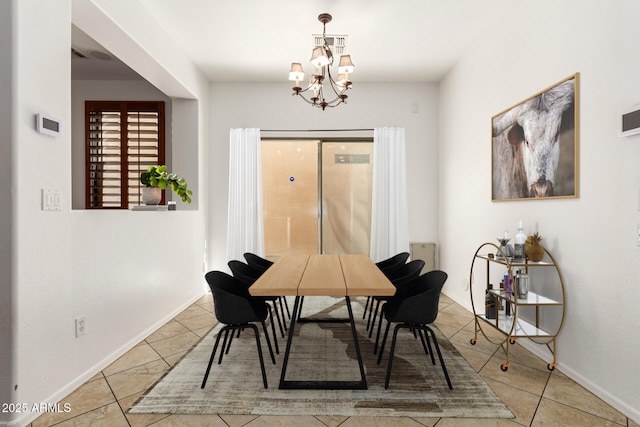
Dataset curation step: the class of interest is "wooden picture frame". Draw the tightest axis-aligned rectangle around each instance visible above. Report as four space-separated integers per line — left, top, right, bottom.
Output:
492 73 579 201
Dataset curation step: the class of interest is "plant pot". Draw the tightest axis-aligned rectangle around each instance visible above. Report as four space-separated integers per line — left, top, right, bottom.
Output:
141 187 162 205
525 242 545 262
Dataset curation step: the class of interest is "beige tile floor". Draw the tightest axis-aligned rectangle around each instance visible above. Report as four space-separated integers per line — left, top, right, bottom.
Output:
31 294 637 427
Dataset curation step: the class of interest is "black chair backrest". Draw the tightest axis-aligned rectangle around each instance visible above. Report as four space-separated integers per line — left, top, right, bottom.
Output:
386 259 425 282
388 270 448 325
204 271 262 325
387 259 426 296
376 252 410 271
228 260 262 286
243 253 273 272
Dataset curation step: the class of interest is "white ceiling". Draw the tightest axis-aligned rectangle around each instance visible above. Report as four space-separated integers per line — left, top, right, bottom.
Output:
72 0 512 83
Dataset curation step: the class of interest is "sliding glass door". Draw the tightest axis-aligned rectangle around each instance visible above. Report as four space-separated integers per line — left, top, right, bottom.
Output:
261 139 373 258
261 140 319 257
321 142 373 254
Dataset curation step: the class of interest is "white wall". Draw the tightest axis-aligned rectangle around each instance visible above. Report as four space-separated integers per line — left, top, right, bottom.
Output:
12 3 75 426
0 1 15 423
1 1 209 425
69 210 204 384
439 0 640 421
207 82 439 271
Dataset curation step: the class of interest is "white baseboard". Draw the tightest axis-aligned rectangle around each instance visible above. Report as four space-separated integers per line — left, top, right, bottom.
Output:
442 290 639 425
6 291 205 427
518 339 640 425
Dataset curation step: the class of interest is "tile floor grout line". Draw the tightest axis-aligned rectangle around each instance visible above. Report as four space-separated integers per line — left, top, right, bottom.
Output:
538 395 629 427
539 378 632 427
101 365 135 427
525 368 552 426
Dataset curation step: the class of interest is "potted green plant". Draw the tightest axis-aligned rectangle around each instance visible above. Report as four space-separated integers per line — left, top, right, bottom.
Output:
140 165 193 205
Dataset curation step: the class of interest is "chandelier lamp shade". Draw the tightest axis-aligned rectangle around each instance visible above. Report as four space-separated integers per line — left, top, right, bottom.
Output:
289 13 355 110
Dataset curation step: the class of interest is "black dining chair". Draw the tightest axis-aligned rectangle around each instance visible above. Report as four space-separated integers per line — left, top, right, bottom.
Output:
228 260 287 339
201 271 276 389
363 252 411 320
367 259 425 333
376 252 411 271
243 253 291 319
243 252 274 272
376 270 452 390
371 259 427 354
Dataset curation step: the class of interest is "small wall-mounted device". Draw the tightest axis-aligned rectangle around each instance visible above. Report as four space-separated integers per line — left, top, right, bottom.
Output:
621 105 640 137
35 113 61 137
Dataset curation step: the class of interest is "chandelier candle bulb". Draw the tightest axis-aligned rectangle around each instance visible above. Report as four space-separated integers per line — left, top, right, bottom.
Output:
289 63 304 88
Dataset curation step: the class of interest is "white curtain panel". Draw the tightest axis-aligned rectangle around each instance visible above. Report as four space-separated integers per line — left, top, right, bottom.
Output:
370 127 410 262
226 128 265 262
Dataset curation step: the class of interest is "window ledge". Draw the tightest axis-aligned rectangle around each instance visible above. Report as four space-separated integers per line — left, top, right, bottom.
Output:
131 205 171 211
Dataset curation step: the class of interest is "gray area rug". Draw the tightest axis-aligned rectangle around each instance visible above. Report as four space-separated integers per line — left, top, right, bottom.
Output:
130 297 513 418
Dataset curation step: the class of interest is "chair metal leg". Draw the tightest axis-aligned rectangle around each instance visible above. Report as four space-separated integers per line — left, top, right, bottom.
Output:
282 296 291 319
248 324 268 388
224 328 239 355
201 327 226 388
367 298 380 332
271 300 285 338
426 326 453 389
373 309 385 354
278 297 289 323
261 321 276 364
384 323 404 389
203 323 272 390
266 305 280 354
418 328 429 355
419 328 436 365
218 329 230 364
382 324 453 390
363 296 371 319
377 320 391 365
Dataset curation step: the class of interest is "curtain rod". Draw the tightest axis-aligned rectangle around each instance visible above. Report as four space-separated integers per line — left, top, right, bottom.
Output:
260 128 374 133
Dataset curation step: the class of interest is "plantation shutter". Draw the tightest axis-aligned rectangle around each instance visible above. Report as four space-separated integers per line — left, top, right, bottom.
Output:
85 101 165 209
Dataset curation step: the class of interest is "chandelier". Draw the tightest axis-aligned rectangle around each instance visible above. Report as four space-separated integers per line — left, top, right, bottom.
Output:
288 13 355 110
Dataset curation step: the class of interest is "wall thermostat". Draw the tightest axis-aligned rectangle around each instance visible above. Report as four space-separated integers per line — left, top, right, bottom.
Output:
35 113 61 137
621 105 640 137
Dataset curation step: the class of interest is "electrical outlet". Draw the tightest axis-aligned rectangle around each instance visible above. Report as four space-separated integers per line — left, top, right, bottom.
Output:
75 317 86 337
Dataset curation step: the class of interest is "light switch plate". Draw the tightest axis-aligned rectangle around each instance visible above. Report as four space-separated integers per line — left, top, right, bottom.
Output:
42 189 60 211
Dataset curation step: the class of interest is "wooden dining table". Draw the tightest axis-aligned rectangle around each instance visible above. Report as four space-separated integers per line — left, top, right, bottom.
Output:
249 254 395 390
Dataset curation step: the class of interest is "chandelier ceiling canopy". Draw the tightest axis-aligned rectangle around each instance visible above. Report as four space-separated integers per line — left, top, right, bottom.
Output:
289 13 354 110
